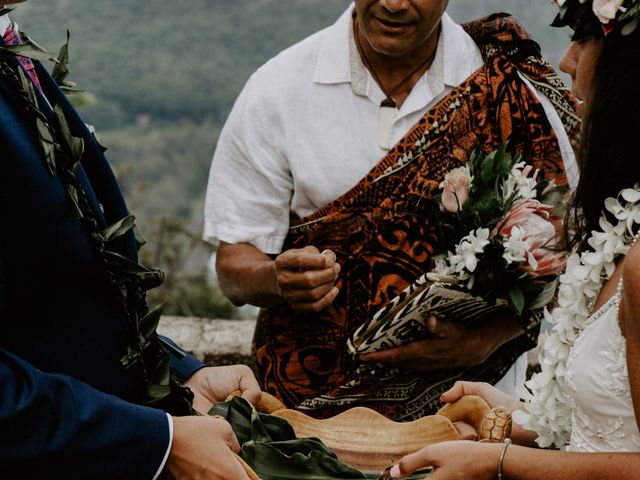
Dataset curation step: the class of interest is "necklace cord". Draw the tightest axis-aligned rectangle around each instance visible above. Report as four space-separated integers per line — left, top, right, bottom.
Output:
353 15 438 108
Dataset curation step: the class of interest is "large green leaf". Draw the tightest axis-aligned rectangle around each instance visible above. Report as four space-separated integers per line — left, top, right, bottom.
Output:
210 397 428 480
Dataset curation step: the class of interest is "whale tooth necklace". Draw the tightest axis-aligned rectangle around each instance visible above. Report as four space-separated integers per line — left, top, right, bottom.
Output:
353 17 437 149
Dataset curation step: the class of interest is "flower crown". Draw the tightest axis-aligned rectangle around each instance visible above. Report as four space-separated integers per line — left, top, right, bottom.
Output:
553 0 640 36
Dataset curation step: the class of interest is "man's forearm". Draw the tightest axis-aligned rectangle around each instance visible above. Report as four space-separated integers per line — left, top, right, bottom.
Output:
216 242 284 308
472 310 525 364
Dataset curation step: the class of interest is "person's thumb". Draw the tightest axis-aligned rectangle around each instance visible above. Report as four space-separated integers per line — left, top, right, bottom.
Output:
440 380 471 403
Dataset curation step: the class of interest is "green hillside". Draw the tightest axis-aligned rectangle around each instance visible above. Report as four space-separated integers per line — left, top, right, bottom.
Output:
10 0 571 317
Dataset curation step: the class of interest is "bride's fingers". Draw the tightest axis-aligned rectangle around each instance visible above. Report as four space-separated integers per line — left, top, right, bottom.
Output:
390 446 435 478
453 421 478 440
440 380 479 403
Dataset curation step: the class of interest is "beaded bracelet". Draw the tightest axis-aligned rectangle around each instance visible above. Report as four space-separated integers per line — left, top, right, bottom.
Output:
497 438 512 480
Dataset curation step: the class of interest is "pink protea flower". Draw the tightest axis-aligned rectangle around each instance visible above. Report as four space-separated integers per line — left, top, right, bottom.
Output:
440 166 472 213
497 199 566 278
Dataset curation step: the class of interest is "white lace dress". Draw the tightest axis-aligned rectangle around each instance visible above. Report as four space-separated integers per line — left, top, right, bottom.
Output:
565 281 640 452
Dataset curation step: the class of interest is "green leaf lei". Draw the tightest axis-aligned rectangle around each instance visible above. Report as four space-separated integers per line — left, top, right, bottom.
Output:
0 31 193 413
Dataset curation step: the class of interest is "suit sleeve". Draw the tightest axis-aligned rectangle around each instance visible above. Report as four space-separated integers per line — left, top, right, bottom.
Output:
160 335 205 381
0 348 171 479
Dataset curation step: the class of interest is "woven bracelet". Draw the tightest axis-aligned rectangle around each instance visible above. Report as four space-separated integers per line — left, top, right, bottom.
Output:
497 438 512 480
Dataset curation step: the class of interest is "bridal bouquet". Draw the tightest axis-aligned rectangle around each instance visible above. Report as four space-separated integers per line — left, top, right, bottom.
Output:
428 143 568 316
349 143 567 355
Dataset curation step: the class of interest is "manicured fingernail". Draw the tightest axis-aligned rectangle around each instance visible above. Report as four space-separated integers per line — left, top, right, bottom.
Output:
390 465 401 478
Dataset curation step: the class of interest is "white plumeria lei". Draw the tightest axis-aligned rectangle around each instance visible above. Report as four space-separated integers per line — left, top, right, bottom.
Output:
517 184 640 448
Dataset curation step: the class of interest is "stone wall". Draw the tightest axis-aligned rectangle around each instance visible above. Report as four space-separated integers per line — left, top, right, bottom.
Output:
157 316 257 370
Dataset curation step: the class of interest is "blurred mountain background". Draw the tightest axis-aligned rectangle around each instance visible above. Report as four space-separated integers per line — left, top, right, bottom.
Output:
12 0 570 318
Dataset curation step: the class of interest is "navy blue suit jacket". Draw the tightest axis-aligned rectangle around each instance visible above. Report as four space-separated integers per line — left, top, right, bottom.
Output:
0 42 203 478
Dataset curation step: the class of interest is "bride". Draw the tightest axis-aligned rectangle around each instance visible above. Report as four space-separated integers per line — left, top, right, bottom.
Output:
389 0 640 478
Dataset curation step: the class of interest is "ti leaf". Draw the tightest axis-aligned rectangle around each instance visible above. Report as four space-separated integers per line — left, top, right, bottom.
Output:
507 284 525 316
210 397 428 480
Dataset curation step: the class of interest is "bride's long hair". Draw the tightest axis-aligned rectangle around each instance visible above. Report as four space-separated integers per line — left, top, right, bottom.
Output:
566 26 640 252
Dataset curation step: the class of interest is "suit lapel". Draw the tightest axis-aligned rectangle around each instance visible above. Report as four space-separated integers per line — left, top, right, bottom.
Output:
34 61 139 259
1 38 138 260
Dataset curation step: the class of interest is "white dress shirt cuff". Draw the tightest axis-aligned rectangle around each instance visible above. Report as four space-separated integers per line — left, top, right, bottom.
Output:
152 413 174 480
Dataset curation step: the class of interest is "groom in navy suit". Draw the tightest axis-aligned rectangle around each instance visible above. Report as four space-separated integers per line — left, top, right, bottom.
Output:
0 1 260 478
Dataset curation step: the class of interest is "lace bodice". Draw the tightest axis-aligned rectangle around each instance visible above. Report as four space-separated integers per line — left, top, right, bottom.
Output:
565 282 640 452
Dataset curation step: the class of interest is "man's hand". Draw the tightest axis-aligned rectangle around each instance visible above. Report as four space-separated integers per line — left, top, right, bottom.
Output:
166 415 250 480
216 242 339 311
360 313 522 371
184 365 260 415
273 246 340 312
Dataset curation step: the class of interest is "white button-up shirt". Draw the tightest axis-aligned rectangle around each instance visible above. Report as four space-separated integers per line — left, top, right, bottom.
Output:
204 6 575 255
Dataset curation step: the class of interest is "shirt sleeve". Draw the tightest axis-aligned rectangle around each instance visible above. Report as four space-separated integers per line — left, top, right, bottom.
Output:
203 72 294 255
152 413 174 480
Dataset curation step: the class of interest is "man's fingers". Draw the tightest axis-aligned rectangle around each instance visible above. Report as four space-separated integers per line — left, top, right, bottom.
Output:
278 263 340 289
425 315 440 334
321 249 337 263
233 453 258 480
360 342 426 364
191 395 214 415
236 366 261 405
276 248 336 271
290 286 339 312
216 419 241 452
284 280 337 303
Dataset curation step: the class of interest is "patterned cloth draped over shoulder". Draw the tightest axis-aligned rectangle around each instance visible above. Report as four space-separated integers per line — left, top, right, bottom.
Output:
253 13 579 421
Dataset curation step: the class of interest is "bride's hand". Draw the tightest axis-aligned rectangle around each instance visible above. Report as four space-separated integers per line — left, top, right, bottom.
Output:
443 381 539 446
441 381 523 413
388 440 502 480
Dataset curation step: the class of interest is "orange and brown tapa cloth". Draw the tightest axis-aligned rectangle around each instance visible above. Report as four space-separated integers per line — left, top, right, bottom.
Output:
253 14 579 421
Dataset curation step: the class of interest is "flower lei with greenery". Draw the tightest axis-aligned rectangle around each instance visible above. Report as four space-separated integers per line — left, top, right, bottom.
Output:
553 0 640 36
519 184 640 448
0 21 193 413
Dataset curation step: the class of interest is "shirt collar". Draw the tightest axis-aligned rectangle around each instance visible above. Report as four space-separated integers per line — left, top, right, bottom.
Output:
314 6 479 96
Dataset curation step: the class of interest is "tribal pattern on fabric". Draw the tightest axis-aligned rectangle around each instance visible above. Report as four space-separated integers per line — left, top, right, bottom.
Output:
253 14 579 421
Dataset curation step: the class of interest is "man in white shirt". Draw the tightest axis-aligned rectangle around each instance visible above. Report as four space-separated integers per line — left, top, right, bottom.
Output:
0 2 260 478
205 0 578 420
